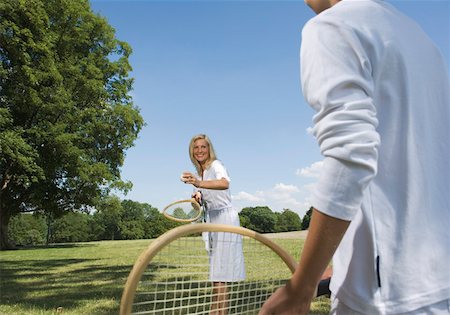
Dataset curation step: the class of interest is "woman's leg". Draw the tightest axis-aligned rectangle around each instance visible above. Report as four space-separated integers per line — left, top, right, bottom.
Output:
210 282 229 315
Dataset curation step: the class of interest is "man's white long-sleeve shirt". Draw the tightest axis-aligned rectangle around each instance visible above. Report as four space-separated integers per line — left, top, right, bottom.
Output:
300 0 450 313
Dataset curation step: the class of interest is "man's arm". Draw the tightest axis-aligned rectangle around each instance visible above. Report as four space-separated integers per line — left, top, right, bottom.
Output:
259 208 350 315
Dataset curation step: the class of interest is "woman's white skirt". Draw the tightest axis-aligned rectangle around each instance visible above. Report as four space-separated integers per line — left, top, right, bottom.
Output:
202 207 246 282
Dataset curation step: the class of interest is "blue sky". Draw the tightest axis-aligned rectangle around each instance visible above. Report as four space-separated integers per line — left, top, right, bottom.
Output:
90 0 449 218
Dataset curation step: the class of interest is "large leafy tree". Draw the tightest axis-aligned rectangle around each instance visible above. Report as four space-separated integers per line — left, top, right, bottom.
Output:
120 199 145 240
239 206 277 233
275 209 302 232
142 204 181 239
51 211 90 243
120 199 181 239
0 0 144 249
90 195 122 241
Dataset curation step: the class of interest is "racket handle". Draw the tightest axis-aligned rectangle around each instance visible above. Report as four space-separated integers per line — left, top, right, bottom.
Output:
316 277 331 297
193 191 203 206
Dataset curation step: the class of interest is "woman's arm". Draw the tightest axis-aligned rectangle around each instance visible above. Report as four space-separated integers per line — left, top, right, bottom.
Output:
195 177 229 190
181 172 229 190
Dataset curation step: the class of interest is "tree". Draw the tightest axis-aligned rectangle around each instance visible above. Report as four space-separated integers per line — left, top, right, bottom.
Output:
142 204 180 239
239 206 277 233
0 0 144 249
173 207 188 220
301 207 313 230
275 209 302 232
119 199 145 240
93 195 122 240
87 212 105 241
51 211 90 243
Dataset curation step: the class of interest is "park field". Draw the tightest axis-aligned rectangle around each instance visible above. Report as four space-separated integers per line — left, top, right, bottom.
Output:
0 236 330 314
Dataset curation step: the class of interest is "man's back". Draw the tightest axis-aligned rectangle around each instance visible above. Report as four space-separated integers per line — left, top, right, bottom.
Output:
301 0 450 313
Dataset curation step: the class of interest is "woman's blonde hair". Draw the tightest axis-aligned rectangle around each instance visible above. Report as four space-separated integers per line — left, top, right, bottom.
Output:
189 134 217 176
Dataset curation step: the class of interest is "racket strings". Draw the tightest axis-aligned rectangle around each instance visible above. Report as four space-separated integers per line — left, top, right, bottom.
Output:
131 233 292 314
163 200 202 222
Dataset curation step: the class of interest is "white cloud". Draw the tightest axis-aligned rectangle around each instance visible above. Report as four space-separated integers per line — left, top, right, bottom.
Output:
306 126 314 135
230 161 325 217
273 183 299 194
296 160 323 178
302 182 317 192
233 191 264 202
232 182 311 217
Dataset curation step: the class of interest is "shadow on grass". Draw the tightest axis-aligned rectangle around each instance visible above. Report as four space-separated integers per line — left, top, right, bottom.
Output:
6 243 97 252
0 247 130 314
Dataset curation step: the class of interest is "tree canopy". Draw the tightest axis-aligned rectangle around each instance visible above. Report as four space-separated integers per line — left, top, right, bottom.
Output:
239 206 277 233
0 0 144 249
8 199 183 246
275 209 302 232
7 199 312 246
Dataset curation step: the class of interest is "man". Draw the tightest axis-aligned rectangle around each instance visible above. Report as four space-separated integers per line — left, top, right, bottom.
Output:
260 0 450 314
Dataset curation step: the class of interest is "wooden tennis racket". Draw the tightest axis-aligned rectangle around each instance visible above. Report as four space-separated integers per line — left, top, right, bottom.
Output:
162 198 203 223
120 223 329 315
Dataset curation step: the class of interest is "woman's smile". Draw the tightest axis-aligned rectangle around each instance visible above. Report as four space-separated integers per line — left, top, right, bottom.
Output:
193 139 210 164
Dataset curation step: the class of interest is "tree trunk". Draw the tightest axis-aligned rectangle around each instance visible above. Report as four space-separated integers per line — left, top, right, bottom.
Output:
0 177 15 250
46 212 53 245
0 202 14 250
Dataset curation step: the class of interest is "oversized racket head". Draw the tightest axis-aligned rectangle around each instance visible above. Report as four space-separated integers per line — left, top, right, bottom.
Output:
162 199 202 222
120 223 298 315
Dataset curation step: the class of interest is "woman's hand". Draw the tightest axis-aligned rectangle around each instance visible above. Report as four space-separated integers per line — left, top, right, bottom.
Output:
181 172 201 187
192 191 202 203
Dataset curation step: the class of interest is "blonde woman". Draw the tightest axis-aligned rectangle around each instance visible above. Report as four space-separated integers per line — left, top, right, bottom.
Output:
181 134 245 315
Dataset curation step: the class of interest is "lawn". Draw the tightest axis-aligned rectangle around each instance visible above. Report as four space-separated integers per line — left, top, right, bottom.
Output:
0 236 330 314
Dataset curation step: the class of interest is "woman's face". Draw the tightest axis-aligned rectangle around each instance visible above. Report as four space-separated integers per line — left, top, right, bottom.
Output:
193 139 210 164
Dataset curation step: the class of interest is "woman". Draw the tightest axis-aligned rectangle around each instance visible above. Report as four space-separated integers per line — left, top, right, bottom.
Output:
181 134 245 315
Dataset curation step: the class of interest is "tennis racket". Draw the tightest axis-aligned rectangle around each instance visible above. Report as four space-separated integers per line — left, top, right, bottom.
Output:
120 223 329 315
162 198 203 223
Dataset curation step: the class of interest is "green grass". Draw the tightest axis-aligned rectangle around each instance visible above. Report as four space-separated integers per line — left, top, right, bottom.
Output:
0 237 330 314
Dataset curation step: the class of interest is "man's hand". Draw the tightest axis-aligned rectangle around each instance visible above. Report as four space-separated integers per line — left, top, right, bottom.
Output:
258 281 314 315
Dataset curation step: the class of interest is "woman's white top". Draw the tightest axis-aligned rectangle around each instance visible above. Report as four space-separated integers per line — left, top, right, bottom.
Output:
198 160 233 211
301 0 450 313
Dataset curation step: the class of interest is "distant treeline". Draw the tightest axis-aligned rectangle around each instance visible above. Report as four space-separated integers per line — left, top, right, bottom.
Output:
9 196 313 246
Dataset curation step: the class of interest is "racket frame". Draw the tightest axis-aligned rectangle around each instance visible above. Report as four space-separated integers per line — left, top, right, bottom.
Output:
162 198 203 222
